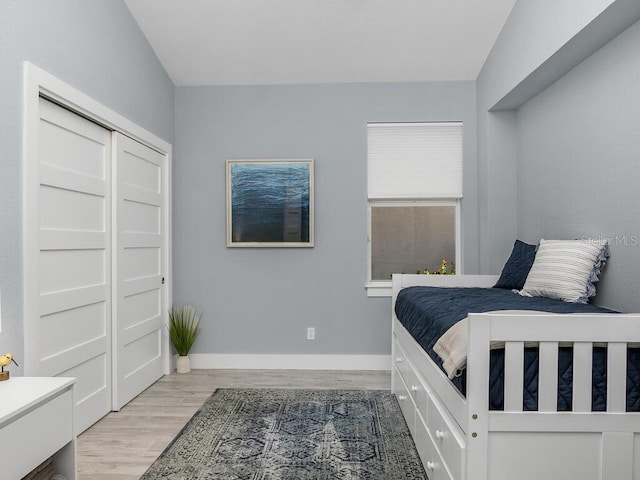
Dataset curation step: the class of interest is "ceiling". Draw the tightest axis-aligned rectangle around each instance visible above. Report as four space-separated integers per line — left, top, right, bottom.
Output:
124 0 516 87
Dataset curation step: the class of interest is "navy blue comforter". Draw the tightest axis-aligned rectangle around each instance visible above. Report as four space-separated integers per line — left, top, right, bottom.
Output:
395 287 640 411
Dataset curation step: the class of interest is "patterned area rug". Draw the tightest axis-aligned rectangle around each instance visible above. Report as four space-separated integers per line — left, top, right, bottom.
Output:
141 388 427 480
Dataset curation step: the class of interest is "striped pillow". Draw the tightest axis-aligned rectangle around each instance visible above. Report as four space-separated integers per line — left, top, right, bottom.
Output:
520 239 608 303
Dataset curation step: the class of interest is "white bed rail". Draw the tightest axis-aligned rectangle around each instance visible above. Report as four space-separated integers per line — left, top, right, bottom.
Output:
392 273 499 290
465 312 640 480
467 312 640 416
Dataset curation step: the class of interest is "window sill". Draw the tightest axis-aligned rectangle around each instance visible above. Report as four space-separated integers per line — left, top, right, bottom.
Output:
366 282 392 297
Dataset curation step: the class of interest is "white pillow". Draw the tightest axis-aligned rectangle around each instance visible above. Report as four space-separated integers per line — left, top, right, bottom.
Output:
520 239 608 303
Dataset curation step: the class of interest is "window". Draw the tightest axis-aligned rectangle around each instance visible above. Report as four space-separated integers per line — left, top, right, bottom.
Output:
367 122 462 296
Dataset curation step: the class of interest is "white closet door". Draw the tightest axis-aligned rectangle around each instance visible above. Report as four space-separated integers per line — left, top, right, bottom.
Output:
35 98 112 434
113 133 165 410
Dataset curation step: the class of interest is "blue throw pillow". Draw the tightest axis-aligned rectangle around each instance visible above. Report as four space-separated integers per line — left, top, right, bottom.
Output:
493 240 537 290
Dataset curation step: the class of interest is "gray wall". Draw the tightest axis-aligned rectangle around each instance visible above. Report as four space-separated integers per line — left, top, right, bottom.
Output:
173 82 477 356
0 1 174 373
475 0 639 274
516 19 640 312
479 0 616 110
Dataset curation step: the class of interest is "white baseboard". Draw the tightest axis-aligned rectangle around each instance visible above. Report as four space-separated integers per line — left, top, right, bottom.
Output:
187 354 391 371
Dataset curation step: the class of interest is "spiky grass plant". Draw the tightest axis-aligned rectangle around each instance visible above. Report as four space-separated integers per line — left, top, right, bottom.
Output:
168 305 201 356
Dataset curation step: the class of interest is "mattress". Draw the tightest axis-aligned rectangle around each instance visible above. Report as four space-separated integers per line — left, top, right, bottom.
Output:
395 286 640 411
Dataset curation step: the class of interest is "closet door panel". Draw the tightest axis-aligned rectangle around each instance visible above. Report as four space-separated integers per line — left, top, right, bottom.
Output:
122 289 161 326
33 98 112 434
39 249 106 292
38 113 107 178
113 133 166 410
39 302 107 359
39 185 106 230
123 247 161 279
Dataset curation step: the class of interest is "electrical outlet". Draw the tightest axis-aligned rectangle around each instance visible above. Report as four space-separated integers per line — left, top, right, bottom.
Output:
307 327 315 340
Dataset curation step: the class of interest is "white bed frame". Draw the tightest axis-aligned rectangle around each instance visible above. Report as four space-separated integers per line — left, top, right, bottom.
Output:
391 274 640 480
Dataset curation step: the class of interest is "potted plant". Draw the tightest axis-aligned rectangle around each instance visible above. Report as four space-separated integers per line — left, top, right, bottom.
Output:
418 259 456 275
168 305 201 373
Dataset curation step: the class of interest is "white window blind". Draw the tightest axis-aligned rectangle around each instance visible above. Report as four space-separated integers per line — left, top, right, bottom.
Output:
367 122 463 199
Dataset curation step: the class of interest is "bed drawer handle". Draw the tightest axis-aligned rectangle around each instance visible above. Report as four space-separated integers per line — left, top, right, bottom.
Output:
435 429 445 440
411 385 419 392
426 461 436 471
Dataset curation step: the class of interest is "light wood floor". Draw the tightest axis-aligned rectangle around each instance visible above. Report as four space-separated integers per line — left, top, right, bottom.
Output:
77 369 391 480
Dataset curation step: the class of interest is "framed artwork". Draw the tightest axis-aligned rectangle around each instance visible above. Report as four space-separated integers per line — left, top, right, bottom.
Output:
226 159 314 247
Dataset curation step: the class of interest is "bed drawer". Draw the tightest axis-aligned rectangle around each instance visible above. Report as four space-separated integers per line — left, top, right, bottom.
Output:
405 364 428 421
394 342 427 407
393 366 416 436
414 411 452 480
393 341 411 384
427 393 465 480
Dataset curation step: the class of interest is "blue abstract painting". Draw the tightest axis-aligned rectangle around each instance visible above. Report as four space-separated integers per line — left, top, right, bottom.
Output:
227 159 314 247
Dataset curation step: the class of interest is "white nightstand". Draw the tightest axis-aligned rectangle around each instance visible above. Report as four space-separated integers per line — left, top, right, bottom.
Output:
0 377 76 479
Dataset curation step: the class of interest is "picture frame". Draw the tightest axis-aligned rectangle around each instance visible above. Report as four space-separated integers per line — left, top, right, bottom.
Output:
226 159 314 247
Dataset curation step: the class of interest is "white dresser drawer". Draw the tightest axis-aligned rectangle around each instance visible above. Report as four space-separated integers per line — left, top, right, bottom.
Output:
427 393 466 480
414 411 452 480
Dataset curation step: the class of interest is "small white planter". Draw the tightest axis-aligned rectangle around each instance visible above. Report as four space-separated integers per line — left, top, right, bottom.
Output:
176 355 191 374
